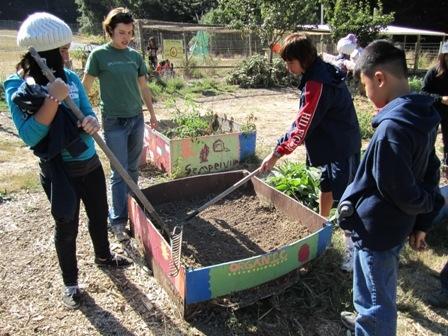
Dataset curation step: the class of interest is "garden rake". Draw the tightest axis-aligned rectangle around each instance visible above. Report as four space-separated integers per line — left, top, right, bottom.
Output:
170 168 261 275
29 47 179 274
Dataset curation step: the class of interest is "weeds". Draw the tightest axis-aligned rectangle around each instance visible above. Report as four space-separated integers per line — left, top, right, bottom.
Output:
148 76 236 101
228 55 299 89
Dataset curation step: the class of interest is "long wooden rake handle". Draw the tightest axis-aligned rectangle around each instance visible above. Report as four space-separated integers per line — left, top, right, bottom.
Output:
184 167 261 221
29 47 171 237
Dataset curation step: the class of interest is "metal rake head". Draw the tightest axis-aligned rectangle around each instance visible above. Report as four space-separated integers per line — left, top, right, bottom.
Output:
169 225 183 277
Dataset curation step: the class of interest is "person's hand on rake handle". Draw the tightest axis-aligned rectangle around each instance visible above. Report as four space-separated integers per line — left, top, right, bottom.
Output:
47 78 69 102
80 115 100 135
260 151 280 173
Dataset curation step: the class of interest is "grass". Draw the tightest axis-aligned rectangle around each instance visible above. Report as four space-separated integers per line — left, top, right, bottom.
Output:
148 76 237 102
0 138 40 194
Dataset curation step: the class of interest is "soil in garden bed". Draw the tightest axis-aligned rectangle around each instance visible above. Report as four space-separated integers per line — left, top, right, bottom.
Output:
156 189 311 268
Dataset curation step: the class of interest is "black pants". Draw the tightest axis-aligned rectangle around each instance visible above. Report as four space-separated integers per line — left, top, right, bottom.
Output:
41 165 110 286
440 110 448 164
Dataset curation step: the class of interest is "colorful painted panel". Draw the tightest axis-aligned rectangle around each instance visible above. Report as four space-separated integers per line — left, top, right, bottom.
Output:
239 133 256 160
171 134 241 177
144 125 171 172
185 224 332 304
128 197 186 300
143 124 256 177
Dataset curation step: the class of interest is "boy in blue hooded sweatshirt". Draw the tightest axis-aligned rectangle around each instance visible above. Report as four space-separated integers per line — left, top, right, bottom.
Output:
338 40 445 335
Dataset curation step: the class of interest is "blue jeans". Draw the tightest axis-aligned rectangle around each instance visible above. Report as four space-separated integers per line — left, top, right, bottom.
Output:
103 114 144 227
353 244 403 336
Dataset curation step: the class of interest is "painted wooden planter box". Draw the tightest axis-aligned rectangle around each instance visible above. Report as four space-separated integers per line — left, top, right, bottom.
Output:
140 117 256 177
128 170 332 316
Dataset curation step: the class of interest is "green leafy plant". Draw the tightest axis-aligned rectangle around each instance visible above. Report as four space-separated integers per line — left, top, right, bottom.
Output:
357 107 375 140
409 75 423 92
162 98 213 139
266 161 320 211
241 112 257 134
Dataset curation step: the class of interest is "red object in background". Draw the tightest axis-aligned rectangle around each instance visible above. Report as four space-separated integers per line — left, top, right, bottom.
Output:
271 43 282 54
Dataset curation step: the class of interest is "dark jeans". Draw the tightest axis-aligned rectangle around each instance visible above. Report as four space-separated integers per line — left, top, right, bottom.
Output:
441 262 448 292
440 109 448 164
41 165 110 286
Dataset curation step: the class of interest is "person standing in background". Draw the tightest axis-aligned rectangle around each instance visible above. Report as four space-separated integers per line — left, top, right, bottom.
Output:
147 36 158 70
82 7 158 241
422 41 448 166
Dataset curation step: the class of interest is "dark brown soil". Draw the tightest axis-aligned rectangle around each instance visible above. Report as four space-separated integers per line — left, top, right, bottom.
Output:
157 190 311 268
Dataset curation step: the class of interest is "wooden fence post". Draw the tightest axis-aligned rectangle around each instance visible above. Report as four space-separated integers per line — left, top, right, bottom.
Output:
414 35 421 71
136 20 145 58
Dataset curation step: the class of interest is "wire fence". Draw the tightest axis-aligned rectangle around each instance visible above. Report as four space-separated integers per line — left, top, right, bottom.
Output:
0 19 445 78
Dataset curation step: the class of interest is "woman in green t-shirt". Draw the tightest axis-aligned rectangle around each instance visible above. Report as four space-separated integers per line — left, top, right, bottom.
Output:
82 7 158 240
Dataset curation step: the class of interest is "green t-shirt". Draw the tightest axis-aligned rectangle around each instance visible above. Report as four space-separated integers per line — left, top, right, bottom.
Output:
85 43 147 117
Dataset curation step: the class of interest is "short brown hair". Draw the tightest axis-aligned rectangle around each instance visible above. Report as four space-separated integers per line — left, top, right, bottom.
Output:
280 33 317 70
103 7 134 37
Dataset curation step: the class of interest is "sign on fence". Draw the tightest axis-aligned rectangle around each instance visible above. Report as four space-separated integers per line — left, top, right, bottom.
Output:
163 39 184 63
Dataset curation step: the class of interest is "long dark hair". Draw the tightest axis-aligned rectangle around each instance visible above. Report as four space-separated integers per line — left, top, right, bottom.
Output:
16 48 66 85
436 53 448 77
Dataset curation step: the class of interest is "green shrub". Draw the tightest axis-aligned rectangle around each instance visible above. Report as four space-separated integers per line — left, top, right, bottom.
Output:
266 161 320 211
228 55 299 89
165 77 186 94
148 76 235 100
357 105 375 140
409 76 423 92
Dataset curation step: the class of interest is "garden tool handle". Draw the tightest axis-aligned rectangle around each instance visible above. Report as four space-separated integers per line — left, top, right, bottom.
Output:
29 47 171 236
184 168 261 221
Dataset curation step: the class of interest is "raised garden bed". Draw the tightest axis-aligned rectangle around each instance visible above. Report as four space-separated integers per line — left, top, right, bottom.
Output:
157 190 311 268
128 170 332 316
140 115 256 177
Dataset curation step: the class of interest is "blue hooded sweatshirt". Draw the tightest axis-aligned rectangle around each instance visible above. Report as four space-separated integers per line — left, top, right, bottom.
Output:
275 57 361 166
339 94 444 251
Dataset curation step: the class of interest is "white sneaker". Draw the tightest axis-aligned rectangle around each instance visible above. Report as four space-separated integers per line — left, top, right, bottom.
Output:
111 224 129 242
340 248 354 272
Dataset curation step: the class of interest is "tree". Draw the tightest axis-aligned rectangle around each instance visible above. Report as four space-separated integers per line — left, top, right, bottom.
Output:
323 0 394 47
203 0 319 62
75 0 113 34
75 0 218 34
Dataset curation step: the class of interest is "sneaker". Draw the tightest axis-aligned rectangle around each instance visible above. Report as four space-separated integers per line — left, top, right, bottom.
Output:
427 289 448 308
340 248 354 272
340 311 356 331
95 252 132 268
62 285 82 309
111 224 129 242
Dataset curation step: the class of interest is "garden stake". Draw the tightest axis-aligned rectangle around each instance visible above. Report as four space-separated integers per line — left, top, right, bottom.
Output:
170 168 261 276
29 47 179 273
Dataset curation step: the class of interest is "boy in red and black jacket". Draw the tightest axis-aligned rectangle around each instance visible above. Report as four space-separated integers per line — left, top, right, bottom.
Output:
260 33 361 271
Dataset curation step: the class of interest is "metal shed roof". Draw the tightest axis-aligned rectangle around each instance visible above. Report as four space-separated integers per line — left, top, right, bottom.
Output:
302 24 448 37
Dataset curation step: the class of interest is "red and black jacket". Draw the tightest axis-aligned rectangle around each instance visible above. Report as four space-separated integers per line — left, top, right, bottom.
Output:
275 57 361 166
